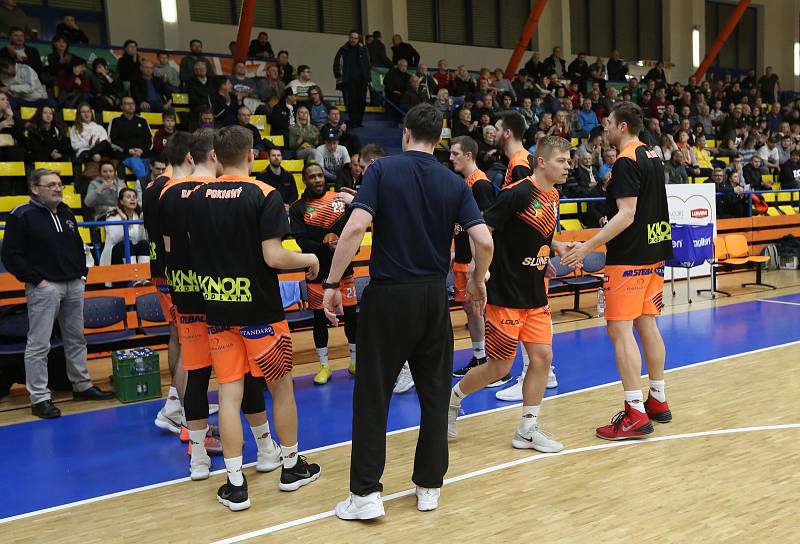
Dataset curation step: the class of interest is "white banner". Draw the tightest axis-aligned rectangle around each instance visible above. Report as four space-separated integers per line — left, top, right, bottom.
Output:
665 183 717 279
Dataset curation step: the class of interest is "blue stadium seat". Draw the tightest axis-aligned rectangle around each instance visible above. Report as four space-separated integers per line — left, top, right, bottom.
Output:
0 305 28 356
135 293 170 337
84 296 135 346
354 276 370 301
559 252 606 318
286 281 313 328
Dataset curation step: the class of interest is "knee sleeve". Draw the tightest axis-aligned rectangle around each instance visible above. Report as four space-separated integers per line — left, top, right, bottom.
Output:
312 310 329 349
183 367 211 422
241 372 266 414
343 305 358 344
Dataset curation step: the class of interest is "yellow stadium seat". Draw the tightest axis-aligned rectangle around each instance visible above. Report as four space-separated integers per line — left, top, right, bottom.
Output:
174 107 191 114
694 176 708 184
282 159 304 172
293 173 304 196
778 192 791 202
127 181 137 190
172 93 189 105
766 207 781 216
282 238 301 251
761 174 775 183
560 219 584 231
21 106 36 120
264 135 284 147
570 138 579 147
63 184 75 195
251 159 267 173
34 162 73 177
140 112 163 125
102 111 122 124
779 205 797 215
338 105 347 111
63 193 81 209
63 108 76 122
773 182 782 190
559 202 578 215
707 139 717 147
151 128 157 136
365 105 384 113
763 192 777 202
580 202 587 212
718 156 729 164
251 115 267 129
0 195 30 213
0 162 26 177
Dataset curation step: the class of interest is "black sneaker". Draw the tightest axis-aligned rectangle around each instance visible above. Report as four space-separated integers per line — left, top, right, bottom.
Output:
279 455 321 491
217 475 250 511
453 356 485 377
31 399 61 419
487 373 513 388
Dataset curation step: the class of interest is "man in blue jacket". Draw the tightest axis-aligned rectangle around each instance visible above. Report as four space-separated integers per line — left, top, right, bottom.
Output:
2 169 113 419
334 31 370 128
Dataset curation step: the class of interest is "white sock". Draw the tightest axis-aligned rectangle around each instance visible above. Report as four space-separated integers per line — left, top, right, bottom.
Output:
224 456 244 486
163 386 181 414
250 422 275 452
451 383 466 406
316 347 329 365
624 390 645 413
649 379 666 403
188 426 208 458
281 443 299 469
520 343 530 364
348 343 356 363
520 405 540 432
472 341 486 359
180 408 187 427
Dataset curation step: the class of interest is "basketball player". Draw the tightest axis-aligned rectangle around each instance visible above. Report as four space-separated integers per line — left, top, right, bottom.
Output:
290 162 357 385
448 136 573 453
188 126 321 511
562 102 673 440
161 131 281 480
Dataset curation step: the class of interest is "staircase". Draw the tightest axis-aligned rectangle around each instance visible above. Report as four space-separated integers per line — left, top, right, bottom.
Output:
350 111 403 156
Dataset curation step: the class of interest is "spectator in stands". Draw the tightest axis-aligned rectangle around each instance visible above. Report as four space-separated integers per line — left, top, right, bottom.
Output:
44 34 74 86
598 147 616 183
758 66 780 106
569 148 599 198
765 102 783 134
276 50 294 85
660 103 679 135
154 51 180 91
522 51 540 80
0 26 42 75
185 60 214 112
179 39 213 86
693 135 713 176
777 133 793 165
116 39 140 90
152 110 177 155
476 125 499 171
398 75 423 112
268 88 296 139
315 127 350 183
433 59 452 91
451 64 475 99
56 13 88 44
567 52 589 92
195 105 214 130
0 0 35 38
288 104 321 161
717 169 748 218
89 57 121 111
542 46 566 77
256 64 285 109
131 59 172 113
743 154 768 189
758 134 781 173
518 96 536 128
644 60 666 85
391 34 419 66
452 107 480 140
235 105 268 157
434 87 452 120
26 105 70 162
0 58 51 110
231 60 263 114
492 68 515 99
334 30 370 128
588 55 607 92
367 30 390 67
55 57 91 108
85 160 127 220
134 156 165 205
415 63 437 102
2 169 115 419
335 150 362 191
71 102 112 164
664 149 689 184
99 187 149 266
779 148 800 189
209 76 238 127
0 90 23 194
549 109 571 140
109 96 152 178
383 58 410 105
307 86 328 127
248 31 274 59
322 106 360 155
255 147 297 208
577 98 599 137
692 103 713 136
288 65 316 102
675 129 699 175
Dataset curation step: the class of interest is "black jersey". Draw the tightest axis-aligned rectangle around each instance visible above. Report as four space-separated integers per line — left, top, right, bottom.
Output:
187 175 290 326
453 168 496 264
159 176 213 314
483 177 559 309
288 190 353 283
142 174 170 280
605 140 673 265
504 148 533 187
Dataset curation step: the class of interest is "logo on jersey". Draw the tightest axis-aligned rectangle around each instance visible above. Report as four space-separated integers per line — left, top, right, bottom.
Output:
149 241 157 261
168 269 199 293
240 325 276 339
521 245 551 270
199 275 252 302
205 187 243 199
647 221 672 245
305 206 316 217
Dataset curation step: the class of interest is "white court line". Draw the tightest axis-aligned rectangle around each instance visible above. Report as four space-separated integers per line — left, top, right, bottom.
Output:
212 423 800 544
757 299 800 307
2 339 799 526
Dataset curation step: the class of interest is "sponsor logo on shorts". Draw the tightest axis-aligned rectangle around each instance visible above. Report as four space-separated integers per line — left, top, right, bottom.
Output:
199 275 252 302
168 269 200 293
208 325 231 334
499 319 521 325
647 221 672 245
179 314 206 325
621 268 653 277
240 325 276 339
655 266 665 277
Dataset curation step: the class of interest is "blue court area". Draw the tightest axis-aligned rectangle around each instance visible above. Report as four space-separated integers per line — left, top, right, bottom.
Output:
1 294 799 520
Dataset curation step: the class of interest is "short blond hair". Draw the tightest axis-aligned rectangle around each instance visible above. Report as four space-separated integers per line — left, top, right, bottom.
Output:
533 135 571 165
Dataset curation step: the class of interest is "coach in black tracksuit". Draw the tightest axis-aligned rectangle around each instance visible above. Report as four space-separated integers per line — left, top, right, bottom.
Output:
333 31 370 128
322 104 494 519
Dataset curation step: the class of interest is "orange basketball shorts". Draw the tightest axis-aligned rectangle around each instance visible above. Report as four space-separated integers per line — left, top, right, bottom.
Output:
207 320 293 384
154 279 176 324
452 262 469 303
603 262 665 321
177 313 211 370
306 276 357 311
484 304 553 360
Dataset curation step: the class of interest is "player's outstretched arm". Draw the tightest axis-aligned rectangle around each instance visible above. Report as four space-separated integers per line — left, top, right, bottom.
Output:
322 208 371 325
261 238 319 280
562 196 636 267
465 223 493 316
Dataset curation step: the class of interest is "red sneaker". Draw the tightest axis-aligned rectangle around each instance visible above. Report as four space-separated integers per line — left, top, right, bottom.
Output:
596 403 654 441
186 434 223 456
644 395 672 423
179 425 189 442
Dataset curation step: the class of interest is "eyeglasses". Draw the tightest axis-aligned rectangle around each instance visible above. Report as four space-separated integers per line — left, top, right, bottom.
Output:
36 182 63 189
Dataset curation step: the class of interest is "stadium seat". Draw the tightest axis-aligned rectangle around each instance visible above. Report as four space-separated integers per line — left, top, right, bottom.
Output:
264 135 284 147
0 162 26 178
251 159 267 173
286 281 313 328
102 111 123 124
251 114 267 129
293 173 304 196
282 160 304 172
560 252 606 318
20 106 36 120
0 195 30 213
0 304 28 356
560 218 584 231
34 162 73 178
135 293 169 336
83 296 136 347
724 234 774 290
559 202 578 215
779 205 797 215
140 112 164 126
63 193 81 209
718 156 730 164
63 108 76 122
172 93 189 105
763 192 777 202
354 276 370 301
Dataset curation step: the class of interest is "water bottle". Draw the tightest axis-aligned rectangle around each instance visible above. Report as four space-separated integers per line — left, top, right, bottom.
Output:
596 287 605 317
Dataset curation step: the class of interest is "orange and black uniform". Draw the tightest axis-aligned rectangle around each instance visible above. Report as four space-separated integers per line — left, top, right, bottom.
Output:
452 168 495 302
504 148 533 187
603 139 673 321
483 176 559 359
142 174 175 323
289 190 357 349
187 175 293 384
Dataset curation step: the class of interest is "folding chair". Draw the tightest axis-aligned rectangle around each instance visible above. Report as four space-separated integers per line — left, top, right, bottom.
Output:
724 234 775 290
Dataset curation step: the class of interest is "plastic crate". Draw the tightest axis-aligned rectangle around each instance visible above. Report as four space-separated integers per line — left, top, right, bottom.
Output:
112 348 162 403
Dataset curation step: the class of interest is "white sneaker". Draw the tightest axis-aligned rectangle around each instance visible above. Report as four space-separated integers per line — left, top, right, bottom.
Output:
393 362 414 394
447 403 462 440
154 408 182 434
512 424 564 453
416 486 440 511
335 492 385 520
495 376 523 401
190 452 211 480
256 439 282 472
209 403 219 416
547 366 558 389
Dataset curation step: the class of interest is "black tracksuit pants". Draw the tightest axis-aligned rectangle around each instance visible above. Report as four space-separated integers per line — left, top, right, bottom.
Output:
342 80 367 126
350 275 453 495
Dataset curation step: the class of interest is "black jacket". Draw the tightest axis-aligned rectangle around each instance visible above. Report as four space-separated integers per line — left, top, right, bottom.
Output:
391 42 419 66
108 114 153 155
26 124 71 161
0 44 43 75
383 68 410 99
130 75 171 109
567 59 589 89
185 76 215 110
256 166 297 204
1 198 87 285
56 23 89 44
116 53 139 83
607 58 629 81
367 39 389 67
542 55 566 76
248 39 274 58
334 42 370 83
268 102 293 138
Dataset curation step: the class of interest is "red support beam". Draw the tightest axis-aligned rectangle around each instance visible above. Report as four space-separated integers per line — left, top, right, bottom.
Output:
234 0 257 63
694 0 751 81
504 0 549 80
